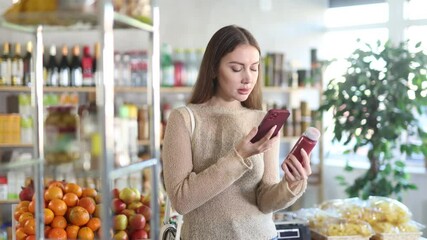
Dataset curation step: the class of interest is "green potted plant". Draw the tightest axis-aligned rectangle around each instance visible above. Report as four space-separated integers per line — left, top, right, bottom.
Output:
319 39 427 200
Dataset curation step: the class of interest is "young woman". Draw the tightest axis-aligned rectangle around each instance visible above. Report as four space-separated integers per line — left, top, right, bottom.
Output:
162 25 312 240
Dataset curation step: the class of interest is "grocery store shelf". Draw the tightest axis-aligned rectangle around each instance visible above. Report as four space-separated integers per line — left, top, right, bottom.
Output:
0 159 42 173
115 86 147 93
113 12 153 32
0 86 30 92
0 86 96 93
0 86 194 93
109 158 158 179
0 143 33 148
160 86 193 93
0 199 19 205
0 11 152 33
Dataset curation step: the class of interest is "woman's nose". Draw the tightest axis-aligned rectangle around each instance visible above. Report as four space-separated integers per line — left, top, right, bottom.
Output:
241 70 252 84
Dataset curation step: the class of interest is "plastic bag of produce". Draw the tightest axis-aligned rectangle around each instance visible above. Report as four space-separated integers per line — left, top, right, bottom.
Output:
367 196 412 225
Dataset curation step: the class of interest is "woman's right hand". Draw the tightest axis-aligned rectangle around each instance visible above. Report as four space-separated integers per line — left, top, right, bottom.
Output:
235 126 279 159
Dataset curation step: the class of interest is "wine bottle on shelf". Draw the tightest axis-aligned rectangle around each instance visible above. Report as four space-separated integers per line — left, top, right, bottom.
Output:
82 45 94 86
70 45 83 87
58 45 70 87
22 41 32 87
11 43 24 86
0 42 12 86
92 42 100 86
46 45 59 87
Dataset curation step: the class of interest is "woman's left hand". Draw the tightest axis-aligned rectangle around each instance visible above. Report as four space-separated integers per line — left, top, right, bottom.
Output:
281 148 312 185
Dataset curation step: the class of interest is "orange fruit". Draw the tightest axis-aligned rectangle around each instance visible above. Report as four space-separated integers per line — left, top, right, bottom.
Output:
18 212 33 226
64 207 72 221
78 227 95 240
44 208 55 225
48 199 67 216
16 200 31 209
23 218 36 235
47 227 67 240
64 182 83 197
44 186 64 201
78 197 96 214
86 217 101 232
14 208 27 222
47 180 65 191
27 200 35 213
81 188 97 198
63 192 79 207
69 206 90 226
44 225 52 238
66 225 80 239
16 227 28 240
25 235 36 240
51 215 67 229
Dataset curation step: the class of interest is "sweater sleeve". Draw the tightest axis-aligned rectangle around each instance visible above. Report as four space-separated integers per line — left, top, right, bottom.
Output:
162 109 252 215
256 138 307 213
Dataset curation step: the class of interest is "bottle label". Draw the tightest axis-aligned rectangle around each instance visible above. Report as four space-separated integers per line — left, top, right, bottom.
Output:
82 57 94 86
71 68 83 87
59 68 70 86
0 60 11 85
48 69 59 86
11 59 23 86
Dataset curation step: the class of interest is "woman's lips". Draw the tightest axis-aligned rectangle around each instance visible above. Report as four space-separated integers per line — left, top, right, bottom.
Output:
238 88 251 95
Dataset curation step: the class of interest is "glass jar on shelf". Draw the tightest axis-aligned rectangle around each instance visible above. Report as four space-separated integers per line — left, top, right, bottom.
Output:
44 105 80 164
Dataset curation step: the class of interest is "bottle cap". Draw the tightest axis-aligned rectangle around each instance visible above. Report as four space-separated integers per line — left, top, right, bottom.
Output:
303 127 321 141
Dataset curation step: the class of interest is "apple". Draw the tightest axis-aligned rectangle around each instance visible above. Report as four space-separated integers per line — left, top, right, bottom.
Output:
131 188 141 198
127 202 143 211
120 209 136 218
113 214 128 231
119 187 138 204
129 214 146 230
112 198 127 214
131 229 148 240
140 194 150 206
19 184 34 201
136 205 151 221
113 230 129 240
111 188 120 198
143 223 150 233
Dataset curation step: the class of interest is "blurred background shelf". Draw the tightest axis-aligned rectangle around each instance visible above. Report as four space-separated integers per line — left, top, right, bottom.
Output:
1 11 152 32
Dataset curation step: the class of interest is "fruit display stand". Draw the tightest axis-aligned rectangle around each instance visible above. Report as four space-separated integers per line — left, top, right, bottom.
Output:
0 0 162 239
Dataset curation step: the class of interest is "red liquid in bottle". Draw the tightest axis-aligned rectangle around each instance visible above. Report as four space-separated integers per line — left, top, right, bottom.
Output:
287 127 321 162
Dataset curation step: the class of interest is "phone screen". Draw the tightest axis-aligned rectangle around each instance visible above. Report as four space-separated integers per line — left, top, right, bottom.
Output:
250 109 290 143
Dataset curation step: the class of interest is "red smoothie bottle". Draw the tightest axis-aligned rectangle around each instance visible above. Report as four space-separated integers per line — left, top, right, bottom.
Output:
287 127 321 162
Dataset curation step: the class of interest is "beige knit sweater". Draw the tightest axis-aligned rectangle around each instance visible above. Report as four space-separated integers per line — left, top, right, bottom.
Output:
162 103 307 240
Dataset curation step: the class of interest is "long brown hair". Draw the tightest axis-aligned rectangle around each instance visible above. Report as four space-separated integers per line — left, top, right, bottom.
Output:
189 25 263 110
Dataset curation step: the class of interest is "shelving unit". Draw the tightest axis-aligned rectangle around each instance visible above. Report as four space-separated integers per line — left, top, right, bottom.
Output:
0 0 161 239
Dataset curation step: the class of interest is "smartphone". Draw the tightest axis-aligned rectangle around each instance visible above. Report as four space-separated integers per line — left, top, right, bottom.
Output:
250 109 290 143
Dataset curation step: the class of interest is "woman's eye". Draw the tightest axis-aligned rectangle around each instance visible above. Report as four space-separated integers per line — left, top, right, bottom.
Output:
231 67 242 72
250 68 258 72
